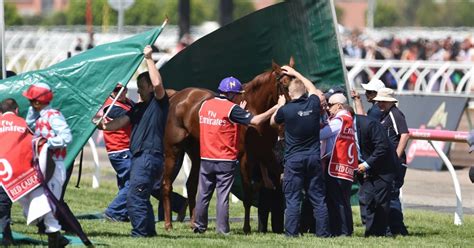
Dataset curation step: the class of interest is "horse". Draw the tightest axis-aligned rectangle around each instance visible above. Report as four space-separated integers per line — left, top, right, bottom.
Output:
161 58 294 233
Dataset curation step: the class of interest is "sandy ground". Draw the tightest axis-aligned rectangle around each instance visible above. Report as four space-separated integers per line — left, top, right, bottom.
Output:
403 167 474 214
81 147 474 215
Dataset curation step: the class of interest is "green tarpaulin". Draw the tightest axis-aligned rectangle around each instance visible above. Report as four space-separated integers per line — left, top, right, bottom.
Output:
0 27 164 169
160 0 347 204
161 0 346 91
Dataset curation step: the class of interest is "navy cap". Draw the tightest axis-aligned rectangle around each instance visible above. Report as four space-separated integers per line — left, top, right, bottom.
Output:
324 86 346 100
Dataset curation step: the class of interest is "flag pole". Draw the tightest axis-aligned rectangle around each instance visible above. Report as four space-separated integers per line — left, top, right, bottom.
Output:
94 84 125 127
0 0 6 79
94 17 169 127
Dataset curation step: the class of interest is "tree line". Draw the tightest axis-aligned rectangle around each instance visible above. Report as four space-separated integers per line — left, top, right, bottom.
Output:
4 0 255 27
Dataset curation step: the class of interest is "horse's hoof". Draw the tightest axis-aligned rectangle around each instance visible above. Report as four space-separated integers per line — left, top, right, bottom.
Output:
164 224 173 232
243 226 251 234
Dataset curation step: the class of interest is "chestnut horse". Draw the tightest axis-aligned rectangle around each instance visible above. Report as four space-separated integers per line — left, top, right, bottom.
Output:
162 58 294 233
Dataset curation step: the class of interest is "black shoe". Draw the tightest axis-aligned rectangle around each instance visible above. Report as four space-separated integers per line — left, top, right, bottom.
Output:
37 221 46 234
47 231 70 248
193 228 205 234
104 213 128 222
1 237 14 246
1 225 14 246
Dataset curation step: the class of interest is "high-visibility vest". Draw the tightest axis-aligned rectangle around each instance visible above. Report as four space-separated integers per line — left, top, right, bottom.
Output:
199 97 239 161
328 111 358 182
102 97 133 153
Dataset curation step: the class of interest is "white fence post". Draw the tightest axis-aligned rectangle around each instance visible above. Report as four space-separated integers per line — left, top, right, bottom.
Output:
428 140 463 225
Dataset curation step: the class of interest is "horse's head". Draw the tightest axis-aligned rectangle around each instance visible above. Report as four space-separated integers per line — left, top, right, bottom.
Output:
271 57 295 101
240 57 295 112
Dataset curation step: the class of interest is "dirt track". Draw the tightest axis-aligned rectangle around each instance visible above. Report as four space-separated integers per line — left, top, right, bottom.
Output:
403 167 474 214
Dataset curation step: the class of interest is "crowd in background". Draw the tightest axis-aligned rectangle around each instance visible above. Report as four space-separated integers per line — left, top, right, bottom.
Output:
342 32 474 62
342 32 474 91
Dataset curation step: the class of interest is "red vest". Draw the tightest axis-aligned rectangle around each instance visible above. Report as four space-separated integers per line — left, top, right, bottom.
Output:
0 113 34 184
199 98 239 161
328 111 358 182
102 97 133 153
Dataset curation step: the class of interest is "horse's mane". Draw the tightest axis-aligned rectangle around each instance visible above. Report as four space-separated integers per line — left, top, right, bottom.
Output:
243 69 274 93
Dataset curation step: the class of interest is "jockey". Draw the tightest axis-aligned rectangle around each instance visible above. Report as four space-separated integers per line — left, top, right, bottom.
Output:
22 82 72 247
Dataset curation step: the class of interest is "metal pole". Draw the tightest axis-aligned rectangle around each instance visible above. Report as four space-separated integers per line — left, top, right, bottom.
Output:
118 0 123 37
428 140 463 225
367 0 375 29
0 0 6 79
329 0 352 104
95 85 126 126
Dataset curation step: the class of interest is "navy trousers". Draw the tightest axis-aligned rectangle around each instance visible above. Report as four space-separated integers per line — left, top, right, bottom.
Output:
326 175 353 236
283 154 329 237
359 176 392 237
127 151 163 237
105 150 132 221
389 165 408 235
0 188 12 234
299 196 315 234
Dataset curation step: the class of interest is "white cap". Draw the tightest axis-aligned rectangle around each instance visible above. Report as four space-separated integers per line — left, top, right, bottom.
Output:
372 88 398 103
361 79 385 92
328 93 347 105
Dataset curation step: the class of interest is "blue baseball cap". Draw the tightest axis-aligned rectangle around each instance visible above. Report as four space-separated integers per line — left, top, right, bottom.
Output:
218 77 244 93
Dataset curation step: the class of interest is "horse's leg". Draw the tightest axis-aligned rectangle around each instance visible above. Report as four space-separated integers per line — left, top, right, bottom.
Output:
185 140 201 229
240 152 253 234
162 145 182 231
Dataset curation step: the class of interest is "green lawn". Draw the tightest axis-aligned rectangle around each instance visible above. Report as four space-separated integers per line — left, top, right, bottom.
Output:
9 174 474 247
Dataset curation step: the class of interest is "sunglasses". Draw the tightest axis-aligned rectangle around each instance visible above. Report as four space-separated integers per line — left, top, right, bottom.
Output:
327 102 340 109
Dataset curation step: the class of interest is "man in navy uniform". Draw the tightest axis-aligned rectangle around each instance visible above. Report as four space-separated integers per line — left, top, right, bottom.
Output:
193 77 283 234
351 106 397 237
373 88 409 236
351 79 385 120
270 66 330 237
99 45 170 237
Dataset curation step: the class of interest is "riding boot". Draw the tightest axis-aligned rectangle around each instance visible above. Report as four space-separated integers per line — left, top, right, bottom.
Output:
37 220 46 234
47 231 69 248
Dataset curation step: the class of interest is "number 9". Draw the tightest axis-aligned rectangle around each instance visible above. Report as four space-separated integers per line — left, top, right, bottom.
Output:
0 159 13 182
347 143 355 164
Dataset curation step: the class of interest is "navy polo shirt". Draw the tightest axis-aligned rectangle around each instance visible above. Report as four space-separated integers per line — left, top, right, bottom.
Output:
367 103 383 121
215 95 253 125
127 93 169 156
274 94 321 160
380 105 409 163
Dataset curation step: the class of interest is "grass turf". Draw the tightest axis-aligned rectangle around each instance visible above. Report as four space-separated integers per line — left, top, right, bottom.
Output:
8 174 474 247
